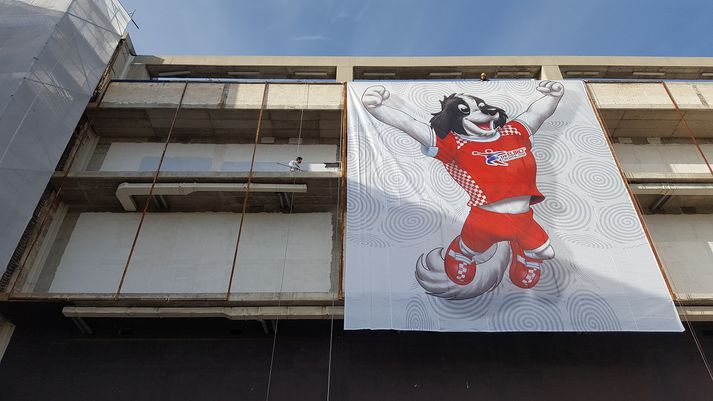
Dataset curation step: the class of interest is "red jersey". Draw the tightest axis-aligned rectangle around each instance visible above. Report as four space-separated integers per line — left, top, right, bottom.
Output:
424 120 544 207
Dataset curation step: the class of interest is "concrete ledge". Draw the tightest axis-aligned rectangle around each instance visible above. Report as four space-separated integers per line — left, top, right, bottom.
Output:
62 306 344 320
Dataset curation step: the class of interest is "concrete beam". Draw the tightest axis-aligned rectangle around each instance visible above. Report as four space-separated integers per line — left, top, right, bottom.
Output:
62 306 344 319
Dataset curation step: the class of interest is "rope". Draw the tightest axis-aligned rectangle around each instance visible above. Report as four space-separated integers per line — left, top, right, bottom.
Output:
265 84 310 401
114 82 188 300
225 83 270 300
660 81 713 383
585 81 713 384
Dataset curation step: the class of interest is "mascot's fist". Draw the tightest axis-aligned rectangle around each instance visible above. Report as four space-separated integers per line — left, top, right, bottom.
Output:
536 80 564 97
362 85 390 108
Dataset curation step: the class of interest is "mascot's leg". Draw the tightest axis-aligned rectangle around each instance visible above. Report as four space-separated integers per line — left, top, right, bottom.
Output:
445 209 499 286
507 210 553 289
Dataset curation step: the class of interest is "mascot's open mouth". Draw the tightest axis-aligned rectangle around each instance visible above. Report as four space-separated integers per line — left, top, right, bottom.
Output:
476 121 494 131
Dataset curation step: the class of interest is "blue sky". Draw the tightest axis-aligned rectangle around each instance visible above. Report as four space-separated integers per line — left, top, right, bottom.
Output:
119 0 713 57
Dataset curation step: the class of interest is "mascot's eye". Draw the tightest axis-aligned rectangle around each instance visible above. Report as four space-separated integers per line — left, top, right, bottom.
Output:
457 104 470 114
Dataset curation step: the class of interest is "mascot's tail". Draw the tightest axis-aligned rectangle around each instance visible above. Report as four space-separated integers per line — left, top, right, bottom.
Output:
415 241 511 300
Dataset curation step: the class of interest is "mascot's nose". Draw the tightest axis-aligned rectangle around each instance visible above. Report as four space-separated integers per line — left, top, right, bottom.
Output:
482 107 499 116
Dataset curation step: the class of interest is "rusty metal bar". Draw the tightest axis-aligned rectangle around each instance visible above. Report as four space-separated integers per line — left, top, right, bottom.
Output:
582 82 676 300
225 83 270 300
114 82 189 300
338 82 348 301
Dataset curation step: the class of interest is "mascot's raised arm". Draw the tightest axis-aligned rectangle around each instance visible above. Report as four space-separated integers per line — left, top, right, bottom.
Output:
360 81 565 299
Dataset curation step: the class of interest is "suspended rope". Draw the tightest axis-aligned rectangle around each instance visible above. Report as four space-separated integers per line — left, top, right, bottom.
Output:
265 83 310 401
585 81 713 384
660 81 713 383
326 82 347 401
225 83 270 300
114 82 188 300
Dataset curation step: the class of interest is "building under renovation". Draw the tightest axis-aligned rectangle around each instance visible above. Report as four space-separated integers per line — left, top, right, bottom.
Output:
2 1 713 400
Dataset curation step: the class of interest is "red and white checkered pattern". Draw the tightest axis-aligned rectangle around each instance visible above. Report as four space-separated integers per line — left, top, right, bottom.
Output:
454 136 467 149
497 124 522 137
443 161 487 206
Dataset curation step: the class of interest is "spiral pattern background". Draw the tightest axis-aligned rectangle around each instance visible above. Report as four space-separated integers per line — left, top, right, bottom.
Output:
346 233 390 248
381 204 442 243
346 189 382 231
532 258 578 296
569 158 626 201
379 126 422 158
500 80 538 96
491 294 564 331
543 120 570 130
375 159 425 201
427 287 498 321
532 133 573 176
566 124 612 158
535 181 593 231
557 232 613 249
405 83 462 114
597 203 646 243
566 290 622 331
405 297 437 330
453 81 499 95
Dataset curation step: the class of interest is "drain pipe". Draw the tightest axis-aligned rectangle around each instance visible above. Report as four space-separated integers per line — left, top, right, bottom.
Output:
116 182 307 211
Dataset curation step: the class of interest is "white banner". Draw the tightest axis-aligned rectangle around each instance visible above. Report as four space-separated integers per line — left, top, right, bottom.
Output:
345 80 682 332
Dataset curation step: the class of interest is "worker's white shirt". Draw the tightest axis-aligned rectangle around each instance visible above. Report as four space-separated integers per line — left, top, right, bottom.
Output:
288 160 302 171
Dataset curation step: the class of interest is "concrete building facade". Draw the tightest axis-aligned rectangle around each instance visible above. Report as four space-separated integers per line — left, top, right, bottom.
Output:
3 31 713 400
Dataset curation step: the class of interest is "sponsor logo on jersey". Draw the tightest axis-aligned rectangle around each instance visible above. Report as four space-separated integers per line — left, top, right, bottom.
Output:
471 147 527 166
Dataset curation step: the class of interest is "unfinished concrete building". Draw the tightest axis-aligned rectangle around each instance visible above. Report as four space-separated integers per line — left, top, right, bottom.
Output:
2 2 713 399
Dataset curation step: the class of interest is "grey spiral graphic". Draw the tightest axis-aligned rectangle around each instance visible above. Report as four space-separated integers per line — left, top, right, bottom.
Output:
565 124 612 158
427 160 468 204
490 294 564 331
376 159 425 200
566 290 621 331
532 258 578 296
426 287 498 321
556 232 613 249
478 94 525 119
453 81 499 95
532 133 573 176
346 189 382 230
405 83 462 114
501 80 538 96
543 120 570 130
405 297 437 330
379 126 422 158
535 181 593 231
347 134 377 175
381 204 441 243
569 158 626 201
346 233 390 248
596 203 645 243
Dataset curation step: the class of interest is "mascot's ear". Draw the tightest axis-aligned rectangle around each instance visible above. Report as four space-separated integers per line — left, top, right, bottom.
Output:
429 94 457 139
495 106 508 128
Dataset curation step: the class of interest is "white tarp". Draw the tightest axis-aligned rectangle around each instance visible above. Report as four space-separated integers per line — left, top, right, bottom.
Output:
345 80 682 332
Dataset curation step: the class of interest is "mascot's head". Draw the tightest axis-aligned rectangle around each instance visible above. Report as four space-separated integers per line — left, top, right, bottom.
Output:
429 94 508 139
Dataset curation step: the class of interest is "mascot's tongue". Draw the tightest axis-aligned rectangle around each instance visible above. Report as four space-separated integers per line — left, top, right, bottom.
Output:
477 121 492 130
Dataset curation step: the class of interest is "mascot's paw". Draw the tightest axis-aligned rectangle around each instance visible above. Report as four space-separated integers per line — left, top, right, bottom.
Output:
444 236 478 285
536 80 564 98
508 242 542 289
361 85 390 108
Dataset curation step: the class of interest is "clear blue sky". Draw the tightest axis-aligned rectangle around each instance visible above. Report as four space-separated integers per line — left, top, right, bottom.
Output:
119 0 713 57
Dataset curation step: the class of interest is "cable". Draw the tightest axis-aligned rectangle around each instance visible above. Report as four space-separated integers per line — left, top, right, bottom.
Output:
584 81 713 384
114 82 188 300
265 84 310 401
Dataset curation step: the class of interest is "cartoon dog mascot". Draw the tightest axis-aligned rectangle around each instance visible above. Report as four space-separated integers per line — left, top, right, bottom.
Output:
361 81 564 299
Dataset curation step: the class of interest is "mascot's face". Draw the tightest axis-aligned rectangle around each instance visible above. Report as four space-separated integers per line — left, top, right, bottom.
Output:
429 94 508 140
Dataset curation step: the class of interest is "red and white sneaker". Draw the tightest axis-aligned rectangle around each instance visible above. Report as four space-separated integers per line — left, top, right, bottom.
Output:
444 236 478 286
509 242 542 289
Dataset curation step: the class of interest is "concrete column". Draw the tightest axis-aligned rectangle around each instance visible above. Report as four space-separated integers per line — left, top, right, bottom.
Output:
540 65 563 80
336 64 353 82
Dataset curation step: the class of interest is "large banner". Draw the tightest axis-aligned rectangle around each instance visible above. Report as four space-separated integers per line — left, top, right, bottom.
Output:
345 80 682 332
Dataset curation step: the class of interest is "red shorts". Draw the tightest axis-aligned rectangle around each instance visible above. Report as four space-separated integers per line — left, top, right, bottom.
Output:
460 207 549 253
